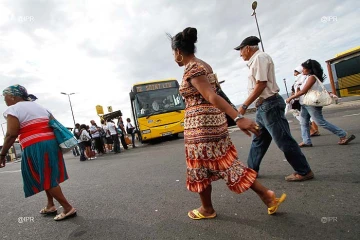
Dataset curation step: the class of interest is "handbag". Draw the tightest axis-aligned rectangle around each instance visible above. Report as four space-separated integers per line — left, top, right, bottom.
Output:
48 113 78 153
216 87 237 127
125 136 132 145
303 76 332 107
209 74 237 127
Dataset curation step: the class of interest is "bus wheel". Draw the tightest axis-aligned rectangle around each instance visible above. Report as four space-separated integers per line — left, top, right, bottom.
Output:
173 133 179 138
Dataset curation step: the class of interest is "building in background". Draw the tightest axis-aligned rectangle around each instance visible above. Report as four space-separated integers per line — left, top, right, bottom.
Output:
326 46 360 97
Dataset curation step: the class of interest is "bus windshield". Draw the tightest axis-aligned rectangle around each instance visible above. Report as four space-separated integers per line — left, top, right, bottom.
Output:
134 87 185 118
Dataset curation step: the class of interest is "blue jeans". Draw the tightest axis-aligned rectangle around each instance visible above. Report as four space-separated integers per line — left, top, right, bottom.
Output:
248 95 311 176
300 105 346 144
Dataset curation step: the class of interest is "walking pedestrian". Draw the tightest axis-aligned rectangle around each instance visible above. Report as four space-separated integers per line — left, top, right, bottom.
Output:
168 27 286 219
286 59 356 146
234 36 314 181
0 84 76 221
292 66 320 136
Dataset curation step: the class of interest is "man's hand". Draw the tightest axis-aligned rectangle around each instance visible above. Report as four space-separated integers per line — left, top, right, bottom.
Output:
238 107 246 115
236 118 260 137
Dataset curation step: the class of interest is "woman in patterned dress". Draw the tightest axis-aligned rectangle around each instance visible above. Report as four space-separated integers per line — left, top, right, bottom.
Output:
168 28 286 219
0 85 76 221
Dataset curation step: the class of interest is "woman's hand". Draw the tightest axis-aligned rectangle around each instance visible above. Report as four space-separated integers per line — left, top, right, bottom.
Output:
0 155 6 168
286 97 293 104
236 118 260 137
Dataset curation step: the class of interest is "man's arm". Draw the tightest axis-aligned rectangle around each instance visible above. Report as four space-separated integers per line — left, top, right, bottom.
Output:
238 81 267 115
239 57 269 115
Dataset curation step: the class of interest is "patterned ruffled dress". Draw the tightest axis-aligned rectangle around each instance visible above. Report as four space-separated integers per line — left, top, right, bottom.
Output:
179 61 257 193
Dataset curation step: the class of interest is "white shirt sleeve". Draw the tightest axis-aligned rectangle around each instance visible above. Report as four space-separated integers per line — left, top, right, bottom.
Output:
3 105 19 119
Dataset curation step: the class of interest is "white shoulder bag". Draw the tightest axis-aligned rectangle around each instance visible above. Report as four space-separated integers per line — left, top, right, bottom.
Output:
303 76 332 107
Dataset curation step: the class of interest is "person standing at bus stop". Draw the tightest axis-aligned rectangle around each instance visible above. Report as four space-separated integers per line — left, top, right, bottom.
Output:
117 116 129 150
234 36 314 181
107 119 121 154
126 118 136 148
90 120 105 155
168 27 286 220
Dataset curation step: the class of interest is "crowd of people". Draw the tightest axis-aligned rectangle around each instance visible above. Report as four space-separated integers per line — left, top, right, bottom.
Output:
72 117 137 161
0 27 356 223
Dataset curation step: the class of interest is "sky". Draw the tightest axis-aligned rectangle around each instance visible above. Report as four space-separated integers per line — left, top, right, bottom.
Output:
0 0 359 144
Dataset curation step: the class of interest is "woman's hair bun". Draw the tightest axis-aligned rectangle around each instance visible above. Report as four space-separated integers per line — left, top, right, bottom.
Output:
182 27 197 44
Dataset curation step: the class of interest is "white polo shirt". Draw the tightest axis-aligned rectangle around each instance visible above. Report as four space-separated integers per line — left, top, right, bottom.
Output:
247 50 279 99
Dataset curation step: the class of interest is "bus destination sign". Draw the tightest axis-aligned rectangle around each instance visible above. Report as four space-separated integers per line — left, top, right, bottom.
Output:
135 81 177 93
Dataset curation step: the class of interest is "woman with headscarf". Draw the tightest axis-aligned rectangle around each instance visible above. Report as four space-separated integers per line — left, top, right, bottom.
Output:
0 84 76 221
286 60 356 146
168 27 286 219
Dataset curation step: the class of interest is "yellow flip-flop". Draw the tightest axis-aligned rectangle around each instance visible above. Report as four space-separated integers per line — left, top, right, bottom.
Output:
188 209 217 220
268 193 287 215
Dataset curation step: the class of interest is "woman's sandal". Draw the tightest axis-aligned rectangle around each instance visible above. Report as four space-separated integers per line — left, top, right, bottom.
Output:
298 142 313 148
188 209 217 220
268 193 287 215
310 131 321 137
39 207 57 215
338 134 356 145
54 208 77 221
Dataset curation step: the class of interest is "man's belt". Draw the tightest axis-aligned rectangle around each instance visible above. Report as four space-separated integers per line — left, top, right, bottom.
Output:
255 93 279 108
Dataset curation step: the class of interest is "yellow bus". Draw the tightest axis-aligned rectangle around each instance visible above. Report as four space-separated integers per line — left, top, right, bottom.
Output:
129 79 185 143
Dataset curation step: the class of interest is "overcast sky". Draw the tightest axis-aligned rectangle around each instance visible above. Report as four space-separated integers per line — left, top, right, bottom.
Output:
0 0 359 144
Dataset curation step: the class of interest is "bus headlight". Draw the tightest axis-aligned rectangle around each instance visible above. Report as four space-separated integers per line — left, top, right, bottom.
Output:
180 122 184 126
142 129 151 134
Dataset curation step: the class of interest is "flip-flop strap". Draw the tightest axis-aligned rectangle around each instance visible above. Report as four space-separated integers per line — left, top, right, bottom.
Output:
40 207 56 213
191 209 205 219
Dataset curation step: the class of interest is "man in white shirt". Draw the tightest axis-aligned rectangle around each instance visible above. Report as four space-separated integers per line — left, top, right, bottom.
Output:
107 119 121 153
234 36 313 182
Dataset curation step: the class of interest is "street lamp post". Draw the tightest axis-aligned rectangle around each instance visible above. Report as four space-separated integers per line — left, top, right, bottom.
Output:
283 78 290 97
0 122 5 136
251 1 265 52
61 92 76 127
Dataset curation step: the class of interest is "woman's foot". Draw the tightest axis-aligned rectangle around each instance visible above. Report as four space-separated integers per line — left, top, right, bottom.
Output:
260 190 276 208
188 207 216 220
310 131 320 137
299 142 313 148
40 205 57 214
260 190 286 215
188 206 216 220
54 207 77 221
338 134 356 145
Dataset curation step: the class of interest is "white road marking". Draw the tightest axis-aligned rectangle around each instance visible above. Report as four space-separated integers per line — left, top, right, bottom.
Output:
342 113 360 117
0 170 21 174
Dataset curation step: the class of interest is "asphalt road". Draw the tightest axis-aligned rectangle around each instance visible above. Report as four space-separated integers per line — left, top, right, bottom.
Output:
1 103 359 240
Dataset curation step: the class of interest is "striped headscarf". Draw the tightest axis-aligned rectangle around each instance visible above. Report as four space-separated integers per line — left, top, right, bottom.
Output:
2 84 37 101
